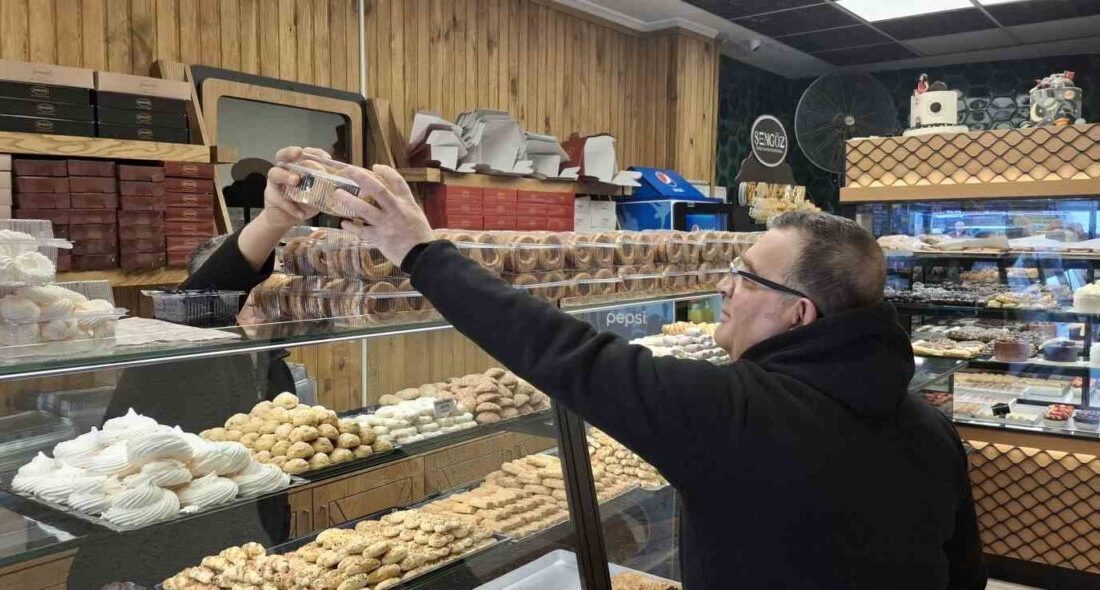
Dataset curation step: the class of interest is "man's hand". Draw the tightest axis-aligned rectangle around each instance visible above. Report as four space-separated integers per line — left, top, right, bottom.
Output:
333 165 435 267
261 146 324 231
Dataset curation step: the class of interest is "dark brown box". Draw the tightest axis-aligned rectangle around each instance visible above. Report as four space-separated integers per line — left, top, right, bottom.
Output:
68 176 116 194
70 193 118 209
15 193 70 209
164 207 211 222
165 192 214 209
67 159 116 177
165 220 216 237
51 224 67 239
167 235 206 253
167 250 188 267
121 252 166 270
96 122 189 144
0 81 91 105
0 98 93 121
120 225 164 241
72 254 118 270
73 239 119 256
56 251 71 271
69 209 116 225
120 195 166 211
12 158 68 177
69 224 118 241
14 208 69 225
118 164 165 182
0 114 94 137
118 210 164 227
95 91 188 114
96 105 187 129
119 180 165 197
164 177 214 194
14 176 68 193
164 161 215 179
120 237 164 254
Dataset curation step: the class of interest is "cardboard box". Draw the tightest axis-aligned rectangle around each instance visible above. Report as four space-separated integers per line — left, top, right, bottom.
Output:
0 188 10 206
167 250 189 267
590 200 617 231
515 203 546 217
69 209 117 224
426 213 481 230
164 161 215 179
119 225 163 240
165 192 213 209
120 252 167 270
120 195 166 211
164 177 215 193
67 160 115 177
95 91 188 115
94 71 191 101
167 235 205 253
68 176 115 194
547 217 573 231
14 208 69 225
95 105 188 129
119 181 165 197
120 238 165 254
0 154 10 171
516 217 547 231
482 201 516 216
0 114 94 137
70 193 118 209
573 197 591 232
0 81 90 105
426 194 481 216
482 188 517 204
69 224 118 242
518 191 572 206
118 210 164 227
96 122 189 143
545 203 574 218
73 239 118 256
13 158 67 177
0 173 8 189
0 205 10 219
118 165 165 182
15 193 70 209
72 254 118 270
483 215 516 230
0 59 94 89
164 207 212 222
0 98 94 121
165 220 216 237
15 176 68 193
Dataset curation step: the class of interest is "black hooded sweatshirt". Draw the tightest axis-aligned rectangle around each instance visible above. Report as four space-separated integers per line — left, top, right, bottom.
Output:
403 241 986 589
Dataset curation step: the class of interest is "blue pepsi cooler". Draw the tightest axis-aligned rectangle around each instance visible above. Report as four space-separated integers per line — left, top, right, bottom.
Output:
615 167 732 231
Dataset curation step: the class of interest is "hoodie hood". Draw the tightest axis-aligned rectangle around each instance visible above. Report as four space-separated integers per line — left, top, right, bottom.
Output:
740 302 915 419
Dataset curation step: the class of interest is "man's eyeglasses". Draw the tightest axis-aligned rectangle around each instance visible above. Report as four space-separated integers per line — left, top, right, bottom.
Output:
728 258 822 316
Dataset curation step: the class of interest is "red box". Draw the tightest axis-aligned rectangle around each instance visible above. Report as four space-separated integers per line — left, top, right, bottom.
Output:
70 209 117 224
119 181 165 197
15 193 70 209
545 203 574 218
515 203 546 217
14 159 67 177
121 252 167 270
165 221 217 237
67 160 115 177
68 176 116 194
547 217 573 231
118 211 164 227
73 239 118 255
165 177 215 193
164 161 215 179
482 202 516 216
165 192 214 209
120 237 165 254
69 224 118 241
167 250 189 267
483 215 516 230
70 193 118 209
118 164 165 182
15 177 68 193
518 190 571 206
120 195 166 211
428 185 482 201
119 225 164 241
167 236 206 253
516 217 548 231
427 194 481 216
426 213 482 230
56 252 71 272
14 209 69 225
482 188 517 204
165 207 212 222
72 254 118 270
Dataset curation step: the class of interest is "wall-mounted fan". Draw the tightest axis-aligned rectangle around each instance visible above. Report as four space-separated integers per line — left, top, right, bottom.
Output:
795 73 897 175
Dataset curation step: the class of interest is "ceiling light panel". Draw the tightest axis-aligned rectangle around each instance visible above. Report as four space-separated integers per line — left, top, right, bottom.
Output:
837 0 974 21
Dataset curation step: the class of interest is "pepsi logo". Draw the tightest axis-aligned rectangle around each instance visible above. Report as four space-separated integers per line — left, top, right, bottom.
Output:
655 171 678 187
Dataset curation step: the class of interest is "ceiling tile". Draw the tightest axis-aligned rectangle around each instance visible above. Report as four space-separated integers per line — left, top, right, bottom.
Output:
734 3 861 37
1009 13 1100 43
682 0 826 20
779 25 890 52
905 28 1015 55
874 8 999 39
812 42 919 65
985 0 1100 27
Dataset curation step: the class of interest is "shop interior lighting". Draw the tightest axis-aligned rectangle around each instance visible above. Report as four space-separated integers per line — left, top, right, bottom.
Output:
836 0 975 21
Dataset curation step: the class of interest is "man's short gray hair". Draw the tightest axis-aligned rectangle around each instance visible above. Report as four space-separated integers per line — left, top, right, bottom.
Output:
186 234 231 275
770 211 885 315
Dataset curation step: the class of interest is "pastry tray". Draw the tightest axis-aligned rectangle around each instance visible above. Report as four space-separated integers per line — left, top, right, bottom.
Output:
4 475 308 533
474 548 681 589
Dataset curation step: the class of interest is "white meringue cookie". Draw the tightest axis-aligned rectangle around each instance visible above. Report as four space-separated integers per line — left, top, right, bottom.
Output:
66 475 120 515
0 230 37 257
13 251 54 285
38 297 75 321
12 452 58 494
229 462 291 497
40 318 79 341
122 459 193 488
126 431 193 466
0 294 40 321
98 409 158 446
34 464 88 503
102 483 180 528
189 441 252 477
176 473 238 511
0 256 18 283
52 429 102 469
85 441 137 477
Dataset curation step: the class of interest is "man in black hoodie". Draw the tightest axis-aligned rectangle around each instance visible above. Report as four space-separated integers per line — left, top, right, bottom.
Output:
319 161 987 589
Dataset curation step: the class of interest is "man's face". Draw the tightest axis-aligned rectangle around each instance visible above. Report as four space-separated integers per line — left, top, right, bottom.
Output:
714 228 809 360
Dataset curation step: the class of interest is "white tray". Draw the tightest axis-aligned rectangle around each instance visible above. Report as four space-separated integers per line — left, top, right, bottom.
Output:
476 549 679 589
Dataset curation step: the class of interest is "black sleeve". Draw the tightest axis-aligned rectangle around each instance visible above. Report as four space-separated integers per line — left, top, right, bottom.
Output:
945 440 988 590
404 241 747 487
179 230 276 294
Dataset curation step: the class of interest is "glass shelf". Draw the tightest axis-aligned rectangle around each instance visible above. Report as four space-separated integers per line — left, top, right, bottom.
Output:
909 357 968 393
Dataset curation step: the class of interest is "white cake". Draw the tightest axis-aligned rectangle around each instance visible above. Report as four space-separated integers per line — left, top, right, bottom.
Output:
1073 283 1100 313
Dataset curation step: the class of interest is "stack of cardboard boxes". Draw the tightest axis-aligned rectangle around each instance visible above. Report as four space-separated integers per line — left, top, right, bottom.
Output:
517 191 573 231
163 162 217 267
118 164 166 270
425 186 575 231
0 60 96 137
94 73 190 143
0 154 10 219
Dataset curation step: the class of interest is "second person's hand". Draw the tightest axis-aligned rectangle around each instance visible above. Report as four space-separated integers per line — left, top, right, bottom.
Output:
332 165 436 267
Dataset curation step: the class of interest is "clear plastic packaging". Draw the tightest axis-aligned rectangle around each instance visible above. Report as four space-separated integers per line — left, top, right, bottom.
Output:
496 231 567 272
433 229 507 275
567 269 620 299
694 263 727 290
282 230 402 280
144 289 244 328
505 271 572 303
0 411 78 474
0 302 127 359
651 232 695 265
277 160 364 218
616 264 663 294
563 233 616 269
659 264 694 293
0 220 73 287
611 231 658 266
251 275 437 327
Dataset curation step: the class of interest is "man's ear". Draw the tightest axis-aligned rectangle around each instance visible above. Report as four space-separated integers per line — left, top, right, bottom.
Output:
794 298 818 327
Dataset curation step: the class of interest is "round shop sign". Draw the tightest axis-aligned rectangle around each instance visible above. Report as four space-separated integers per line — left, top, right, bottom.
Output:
750 115 788 168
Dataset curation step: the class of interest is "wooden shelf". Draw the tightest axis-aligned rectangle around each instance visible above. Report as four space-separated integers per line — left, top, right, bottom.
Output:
0 131 211 163
400 167 621 195
840 178 1100 203
57 268 186 288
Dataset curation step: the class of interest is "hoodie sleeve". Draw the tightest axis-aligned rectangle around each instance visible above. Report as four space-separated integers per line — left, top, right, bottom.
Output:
945 439 987 590
180 230 275 294
404 241 744 486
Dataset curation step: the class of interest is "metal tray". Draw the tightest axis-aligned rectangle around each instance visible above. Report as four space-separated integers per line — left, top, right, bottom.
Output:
475 549 680 589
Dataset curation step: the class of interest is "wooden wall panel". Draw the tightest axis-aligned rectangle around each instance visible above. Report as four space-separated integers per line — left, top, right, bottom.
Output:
0 0 361 93
363 0 719 183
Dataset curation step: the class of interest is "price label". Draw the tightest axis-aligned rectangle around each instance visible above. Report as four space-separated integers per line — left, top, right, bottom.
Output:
434 399 456 419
